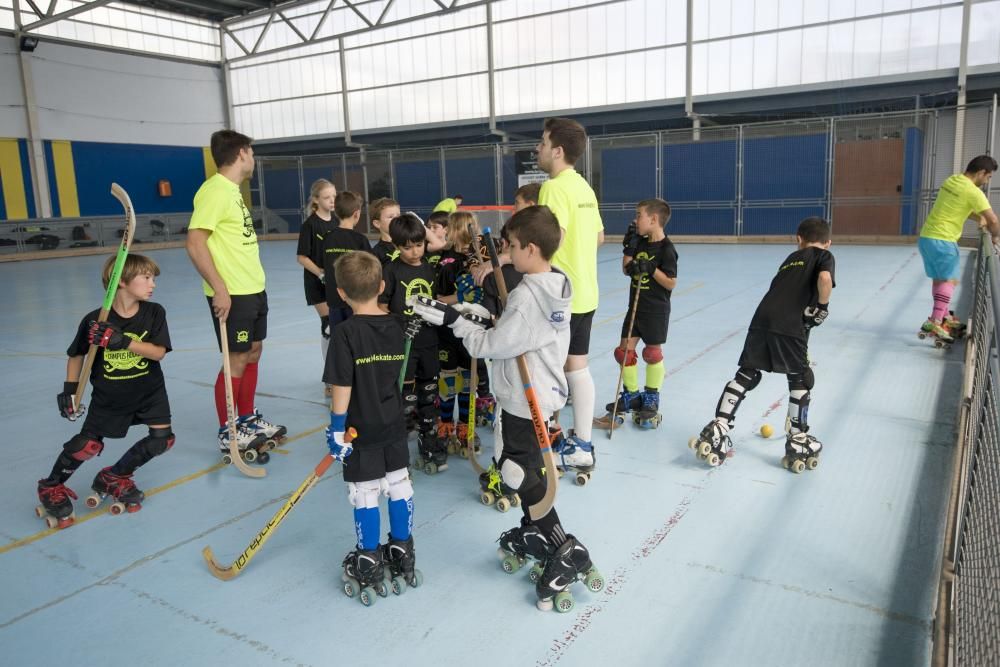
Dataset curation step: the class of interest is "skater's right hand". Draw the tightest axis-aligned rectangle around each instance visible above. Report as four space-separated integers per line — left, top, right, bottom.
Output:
212 289 232 322
803 303 829 329
326 412 353 461
627 258 655 278
57 382 78 420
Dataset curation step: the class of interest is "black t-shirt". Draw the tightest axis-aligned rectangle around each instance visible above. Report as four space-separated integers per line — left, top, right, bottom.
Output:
322 227 372 309
372 239 399 265
323 314 406 449
381 259 438 348
627 236 679 313
749 246 836 340
433 249 470 299
68 301 172 413
296 213 338 276
482 265 524 318
425 246 444 272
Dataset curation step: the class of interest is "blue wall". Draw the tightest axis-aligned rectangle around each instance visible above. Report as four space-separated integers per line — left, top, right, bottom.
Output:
901 127 924 235
601 146 656 203
395 160 440 208
445 156 495 205
18 139 37 218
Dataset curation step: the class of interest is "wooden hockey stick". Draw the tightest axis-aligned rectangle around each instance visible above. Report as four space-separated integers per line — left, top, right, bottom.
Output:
203 429 357 580
482 228 558 521
72 183 137 417
607 285 642 439
220 320 266 479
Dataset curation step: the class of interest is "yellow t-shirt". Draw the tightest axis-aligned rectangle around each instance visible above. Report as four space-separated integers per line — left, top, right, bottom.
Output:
189 173 265 296
539 168 604 313
921 174 992 242
433 198 458 213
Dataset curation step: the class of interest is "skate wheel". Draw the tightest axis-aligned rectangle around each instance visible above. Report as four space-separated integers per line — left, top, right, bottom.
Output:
585 569 605 593
265 439 278 450
706 453 720 467
575 472 590 486
446 443 456 455
126 503 141 513
528 563 544 584
409 569 424 588
496 497 511 513
257 451 270 465
44 515 59 529
632 413 641 425
790 459 806 474
554 591 575 613
34 505 46 519
688 437 700 450
375 581 389 598
459 447 468 459
511 494 521 507
480 491 495 506
781 456 791 470
359 587 377 607
343 576 359 598
423 462 437 475
536 597 554 612
85 494 100 509
391 575 406 595
806 456 820 470
698 442 712 457
110 502 125 515
243 448 257 463
501 554 522 574
57 516 75 529
221 453 233 465
917 332 927 340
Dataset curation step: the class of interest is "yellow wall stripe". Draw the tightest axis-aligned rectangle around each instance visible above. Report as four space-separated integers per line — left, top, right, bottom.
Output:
202 146 217 180
50 140 80 217
0 139 28 219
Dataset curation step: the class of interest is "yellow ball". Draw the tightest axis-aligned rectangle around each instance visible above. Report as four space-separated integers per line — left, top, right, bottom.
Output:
760 424 774 438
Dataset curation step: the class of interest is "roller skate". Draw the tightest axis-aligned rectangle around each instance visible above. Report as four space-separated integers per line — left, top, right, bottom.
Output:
554 432 595 486
632 390 663 429
416 430 448 474
943 311 967 339
781 431 823 474
438 420 459 455
593 389 642 430
248 407 287 447
455 421 482 459
918 319 955 349
35 479 77 529
688 418 734 466
341 548 389 606
497 518 555 582
382 535 424 595
535 535 605 613
475 394 496 426
86 467 144 515
218 422 269 465
479 460 521 512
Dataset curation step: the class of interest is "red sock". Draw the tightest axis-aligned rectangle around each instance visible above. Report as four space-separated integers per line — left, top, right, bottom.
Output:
237 362 258 417
215 370 242 427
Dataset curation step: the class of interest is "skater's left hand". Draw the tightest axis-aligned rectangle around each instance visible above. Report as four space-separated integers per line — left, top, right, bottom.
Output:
410 295 460 327
627 258 656 278
88 321 130 351
326 412 353 462
803 303 829 329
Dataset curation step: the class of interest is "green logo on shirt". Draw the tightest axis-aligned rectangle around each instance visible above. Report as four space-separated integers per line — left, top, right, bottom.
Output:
103 331 149 376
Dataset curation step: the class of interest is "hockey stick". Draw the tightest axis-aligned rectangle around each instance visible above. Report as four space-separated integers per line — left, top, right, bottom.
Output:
398 317 421 391
72 183 137 417
481 228 558 522
607 285 642 439
220 320 266 479
203 428 357 580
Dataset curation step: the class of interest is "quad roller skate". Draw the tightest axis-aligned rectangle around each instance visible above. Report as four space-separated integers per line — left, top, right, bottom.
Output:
688 418 734 466
475 394 496 426
479 461 521 512
381 535 424 595
943 311 967 339
632 390 663 429
249 407 287 448
554 431 595 486
416 431 448 474
497 518 554 583
341 548 389 606
218 423 270 465
593 389 642 430
781 432 823 474
35 480 77 529
918 319 955 349
535 535 604 613
86 467 144 515
438 420 459 455
455 421 482 459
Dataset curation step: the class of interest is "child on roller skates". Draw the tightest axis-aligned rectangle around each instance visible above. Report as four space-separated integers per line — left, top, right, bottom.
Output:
37 254 174 528
322 190 369 344
324 250 420 605
595 198 678 432
369 197 401 266
380 213 447 473
690 216 835 472
413 205 603 612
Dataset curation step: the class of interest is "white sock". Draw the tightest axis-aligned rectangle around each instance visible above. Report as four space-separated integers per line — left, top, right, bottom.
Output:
566 367 595 442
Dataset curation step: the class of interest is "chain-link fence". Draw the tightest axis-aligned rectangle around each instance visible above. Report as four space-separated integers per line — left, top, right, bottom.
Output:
934 232 1000 666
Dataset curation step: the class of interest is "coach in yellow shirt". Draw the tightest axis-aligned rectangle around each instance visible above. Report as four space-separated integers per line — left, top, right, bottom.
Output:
433 194 463 213
186 130 284 454
537 117 604 465
918 155 998 342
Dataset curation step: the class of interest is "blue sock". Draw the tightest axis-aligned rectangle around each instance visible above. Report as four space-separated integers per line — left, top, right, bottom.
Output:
353 506 380 551
388 497 413 541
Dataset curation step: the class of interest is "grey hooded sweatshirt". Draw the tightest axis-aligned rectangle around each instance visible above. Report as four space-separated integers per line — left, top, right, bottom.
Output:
451 269 572 421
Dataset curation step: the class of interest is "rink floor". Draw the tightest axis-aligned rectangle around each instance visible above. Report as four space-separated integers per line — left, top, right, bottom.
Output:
0 241 964 666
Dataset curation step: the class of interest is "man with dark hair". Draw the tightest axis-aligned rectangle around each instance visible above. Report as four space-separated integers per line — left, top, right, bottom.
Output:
536 117 604 470
186 129 286 458
918 154 999 344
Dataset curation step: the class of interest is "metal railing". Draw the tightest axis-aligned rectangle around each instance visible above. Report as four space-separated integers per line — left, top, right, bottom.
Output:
934 232 1000 666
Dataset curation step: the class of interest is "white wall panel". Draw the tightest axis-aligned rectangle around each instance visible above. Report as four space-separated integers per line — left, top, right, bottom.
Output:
0 35 28 138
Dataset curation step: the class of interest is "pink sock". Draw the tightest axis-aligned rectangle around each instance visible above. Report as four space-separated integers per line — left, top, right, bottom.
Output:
932 283 954 321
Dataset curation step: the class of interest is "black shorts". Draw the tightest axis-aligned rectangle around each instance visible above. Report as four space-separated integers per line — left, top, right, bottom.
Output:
343 439 410 483
304 274 326 306
738 330 809 374
497 410 544 470
208 291 268 353
622 309 668 345
82 386 172 439
405 343 439 383
568 310 595 356
438 328 476 372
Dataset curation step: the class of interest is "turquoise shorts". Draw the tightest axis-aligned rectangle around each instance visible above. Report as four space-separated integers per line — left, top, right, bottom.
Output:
918 237 960 281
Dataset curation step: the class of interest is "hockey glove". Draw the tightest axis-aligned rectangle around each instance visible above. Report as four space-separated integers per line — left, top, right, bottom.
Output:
325 412 353 462
623 221 640 254
803 303 829 329
627 258 656 278
88 321 130 351
57 381 79 420
410 295 491 329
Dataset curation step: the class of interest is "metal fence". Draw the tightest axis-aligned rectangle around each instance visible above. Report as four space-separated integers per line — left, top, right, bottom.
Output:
0 212 197 256
934 231 1000 666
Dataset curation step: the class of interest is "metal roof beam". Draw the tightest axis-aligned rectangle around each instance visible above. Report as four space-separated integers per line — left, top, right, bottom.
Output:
22 0 115 31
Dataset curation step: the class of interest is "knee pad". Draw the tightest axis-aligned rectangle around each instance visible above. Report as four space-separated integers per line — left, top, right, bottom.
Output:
614 347 638 366
347 478 383 509
736 367 762 391
641 345 663 364
64 432 104 461
498 457 544 496
137 427 175 458
385 467 413 502
787 368 815 391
